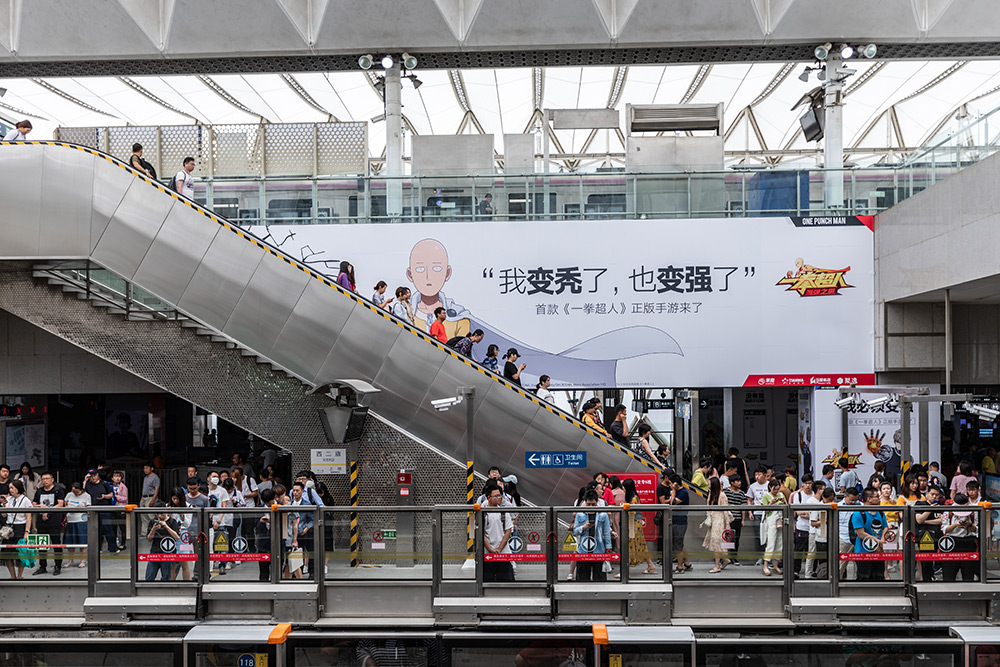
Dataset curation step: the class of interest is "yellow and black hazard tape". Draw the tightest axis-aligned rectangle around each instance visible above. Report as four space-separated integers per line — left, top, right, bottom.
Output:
11 140 682 482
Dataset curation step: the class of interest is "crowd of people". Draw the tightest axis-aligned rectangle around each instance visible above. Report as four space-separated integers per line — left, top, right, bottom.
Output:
0 455 337 582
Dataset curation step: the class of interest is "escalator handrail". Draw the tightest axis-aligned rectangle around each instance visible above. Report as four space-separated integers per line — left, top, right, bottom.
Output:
3 139 668 477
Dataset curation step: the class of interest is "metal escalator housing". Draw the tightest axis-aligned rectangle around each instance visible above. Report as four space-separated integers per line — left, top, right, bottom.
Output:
0 141 662 507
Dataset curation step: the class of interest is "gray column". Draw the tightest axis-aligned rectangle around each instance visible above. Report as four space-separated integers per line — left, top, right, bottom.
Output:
385 64 403 219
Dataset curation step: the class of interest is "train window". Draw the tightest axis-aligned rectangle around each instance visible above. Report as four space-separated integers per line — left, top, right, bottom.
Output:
0 644 179 666
451 639 592 667
697 642 960 667
292 637 435 667
507 193 557 217
599 644 688 667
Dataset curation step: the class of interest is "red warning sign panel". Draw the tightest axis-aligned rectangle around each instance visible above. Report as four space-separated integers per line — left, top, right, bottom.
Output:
209 553 270 561
915 552 979 561
483 553 547 562
139 553 198 562
838 552 903 561
558 552 621 562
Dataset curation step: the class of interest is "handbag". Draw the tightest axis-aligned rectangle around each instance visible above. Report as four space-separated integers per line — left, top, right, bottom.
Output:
0 526 12 540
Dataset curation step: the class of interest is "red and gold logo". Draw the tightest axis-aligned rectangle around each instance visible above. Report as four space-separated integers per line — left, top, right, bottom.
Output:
776 258 853 297
822 450 862 467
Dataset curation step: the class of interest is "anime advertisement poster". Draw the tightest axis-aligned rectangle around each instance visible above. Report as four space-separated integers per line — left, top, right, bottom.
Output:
251 216 873 388
812 387 941 486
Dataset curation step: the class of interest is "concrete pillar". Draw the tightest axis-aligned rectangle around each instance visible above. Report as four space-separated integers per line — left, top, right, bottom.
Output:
385 64 403 219
823 58 845 210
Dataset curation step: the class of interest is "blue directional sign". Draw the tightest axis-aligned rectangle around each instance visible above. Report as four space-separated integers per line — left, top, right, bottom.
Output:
525 451 587 468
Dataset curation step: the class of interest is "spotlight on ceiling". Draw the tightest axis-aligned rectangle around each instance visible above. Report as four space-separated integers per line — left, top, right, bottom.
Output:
861 43 878 59
408 74 423 89
381 55 395 69
817 69 827 81
840 43 855 59
358 54 374 70
799 68 810 82
402 52 418 70
814 42 832 60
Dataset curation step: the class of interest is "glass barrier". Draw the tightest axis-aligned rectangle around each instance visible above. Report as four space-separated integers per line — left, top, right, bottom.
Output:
184 161 981 227
273 506 318 580
0 507 89 581
98 506 132 581
912 503 984 583
440 507 477 581
205 508 271 582
136 508 200 583
623 506 664 581
322 508 434 581
556 506 621 582
480 507 548 584
836 505 903 583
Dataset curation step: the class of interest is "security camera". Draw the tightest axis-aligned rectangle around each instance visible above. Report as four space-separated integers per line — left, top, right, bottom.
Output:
834 395 856 409
432 396 464 412
865 396 891 409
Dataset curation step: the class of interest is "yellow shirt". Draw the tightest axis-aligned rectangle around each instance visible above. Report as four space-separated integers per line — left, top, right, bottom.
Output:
691 470 709 492
881 499 900 522
785 477 798 492
582 412 608 435
984 456 996 474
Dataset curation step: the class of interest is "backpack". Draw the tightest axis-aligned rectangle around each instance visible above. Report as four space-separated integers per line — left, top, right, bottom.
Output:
164 176 179 193
445 335 464 349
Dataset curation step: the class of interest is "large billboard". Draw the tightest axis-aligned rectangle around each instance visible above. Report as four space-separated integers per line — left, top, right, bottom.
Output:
251 216 874 388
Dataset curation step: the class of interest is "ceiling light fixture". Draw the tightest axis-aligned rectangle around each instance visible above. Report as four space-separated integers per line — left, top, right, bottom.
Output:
358 54 374 70
861 43 878 59
840 43 855 59
381 55 395 69
407 74 423 89
402 52 418 70
814 42 832 60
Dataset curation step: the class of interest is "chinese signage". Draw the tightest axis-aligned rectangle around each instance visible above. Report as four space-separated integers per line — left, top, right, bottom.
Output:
251 217 874 388
525 451 587 468
310 448 347 474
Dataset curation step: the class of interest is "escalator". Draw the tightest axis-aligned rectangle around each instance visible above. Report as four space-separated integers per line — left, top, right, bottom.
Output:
0 141 673 507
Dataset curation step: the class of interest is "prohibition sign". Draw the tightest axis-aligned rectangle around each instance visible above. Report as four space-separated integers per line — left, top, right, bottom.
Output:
180 532 192 544
722 529 734 542
373 530 385 542
527 531 540 544
885 530 897 543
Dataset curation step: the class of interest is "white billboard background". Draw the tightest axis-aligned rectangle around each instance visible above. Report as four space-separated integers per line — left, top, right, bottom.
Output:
253 217 874 388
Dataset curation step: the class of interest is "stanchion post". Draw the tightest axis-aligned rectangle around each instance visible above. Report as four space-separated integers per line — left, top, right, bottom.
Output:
348 441 360 568
461 386 476 556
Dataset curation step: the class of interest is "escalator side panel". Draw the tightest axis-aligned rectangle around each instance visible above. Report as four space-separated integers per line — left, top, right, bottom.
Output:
0 146 44 258
371 326 451 432
319 308 402 393
271 277 354 382
222 249 311 358
91 181 175 280
466 381 540 473
177 229 266 330
405 357 491 456
39 148 95 257
90 159 136 251
133 206 221 306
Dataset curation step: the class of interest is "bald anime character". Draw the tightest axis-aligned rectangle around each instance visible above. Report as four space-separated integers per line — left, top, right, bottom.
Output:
407 239 471 339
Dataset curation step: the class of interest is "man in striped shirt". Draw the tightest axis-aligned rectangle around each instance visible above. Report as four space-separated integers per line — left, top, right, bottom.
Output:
723 474 748 566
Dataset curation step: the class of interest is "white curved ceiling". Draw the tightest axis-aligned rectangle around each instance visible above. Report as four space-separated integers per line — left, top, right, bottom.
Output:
7 60 1000 168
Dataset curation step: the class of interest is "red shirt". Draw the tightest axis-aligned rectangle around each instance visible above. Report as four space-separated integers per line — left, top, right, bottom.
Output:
430 319 447 343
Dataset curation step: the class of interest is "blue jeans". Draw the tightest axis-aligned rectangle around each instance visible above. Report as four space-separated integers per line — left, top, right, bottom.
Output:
145 560 172 581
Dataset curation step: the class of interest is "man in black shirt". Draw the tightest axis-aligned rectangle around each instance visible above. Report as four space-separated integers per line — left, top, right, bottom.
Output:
503 348 525 386
0 464 10 497
84 468 118 553
915 485 945 582
32 471 65 576
145 504 180 581
477 193 494 217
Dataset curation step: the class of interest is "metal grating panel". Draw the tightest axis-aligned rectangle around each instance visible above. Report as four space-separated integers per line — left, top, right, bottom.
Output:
317 122 367 176
58 122 366 178
0 262 468 507
264 123 316 176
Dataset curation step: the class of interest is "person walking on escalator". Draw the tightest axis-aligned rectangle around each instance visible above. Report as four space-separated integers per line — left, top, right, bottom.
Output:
607 404 629 445
503 348 525 387
174 156 195 199
3 120 31 141
336 261 356 292
580 398 608 436
129 143 156 179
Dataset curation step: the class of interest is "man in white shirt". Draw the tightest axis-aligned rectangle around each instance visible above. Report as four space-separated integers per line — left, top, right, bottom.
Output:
175 156 196 198
810 487 835 579
482 481 514 582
